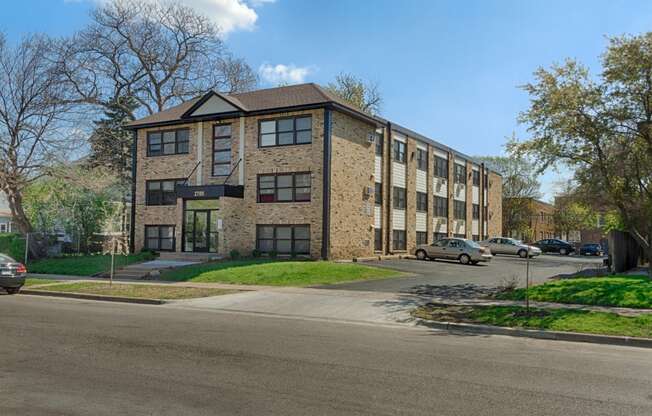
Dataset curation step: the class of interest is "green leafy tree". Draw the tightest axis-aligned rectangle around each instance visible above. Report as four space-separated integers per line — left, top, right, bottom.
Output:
510 32 652 275
554 200 598 240
476 154 542 238
326 73 382 115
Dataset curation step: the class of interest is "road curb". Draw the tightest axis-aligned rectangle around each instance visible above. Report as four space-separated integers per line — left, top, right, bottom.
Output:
415 319 652 348
20 289 165 305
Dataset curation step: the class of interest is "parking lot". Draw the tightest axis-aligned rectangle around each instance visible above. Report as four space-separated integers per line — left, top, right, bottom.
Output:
324 254 605 293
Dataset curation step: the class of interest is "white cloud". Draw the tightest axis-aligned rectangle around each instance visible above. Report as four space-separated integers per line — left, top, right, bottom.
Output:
258 63 313 86
65 0 270 34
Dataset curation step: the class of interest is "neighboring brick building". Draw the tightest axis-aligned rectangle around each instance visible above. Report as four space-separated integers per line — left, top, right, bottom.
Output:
127 84 502 259
504 197 555 243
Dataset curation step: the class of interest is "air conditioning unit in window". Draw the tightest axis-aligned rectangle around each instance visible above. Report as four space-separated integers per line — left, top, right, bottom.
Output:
367 132 376 143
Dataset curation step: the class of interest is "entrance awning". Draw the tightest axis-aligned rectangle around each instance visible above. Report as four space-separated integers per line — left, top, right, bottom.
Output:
176 184 244 200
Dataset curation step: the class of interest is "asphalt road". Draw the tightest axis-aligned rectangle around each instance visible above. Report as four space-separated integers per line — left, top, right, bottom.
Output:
326 254 605 293
2 295 651 416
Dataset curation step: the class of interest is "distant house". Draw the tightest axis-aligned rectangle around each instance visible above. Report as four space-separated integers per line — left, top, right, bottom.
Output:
0 210 13 234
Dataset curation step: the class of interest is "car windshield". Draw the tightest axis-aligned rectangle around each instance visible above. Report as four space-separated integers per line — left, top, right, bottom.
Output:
466 240 481 248
585 244 600 248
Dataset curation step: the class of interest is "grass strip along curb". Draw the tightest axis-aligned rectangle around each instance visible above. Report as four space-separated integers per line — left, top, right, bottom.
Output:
414 304 652 348
21 289 165 305
21 282 238 304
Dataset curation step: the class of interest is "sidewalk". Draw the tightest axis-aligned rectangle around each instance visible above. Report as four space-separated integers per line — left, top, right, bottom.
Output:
25 275 652 321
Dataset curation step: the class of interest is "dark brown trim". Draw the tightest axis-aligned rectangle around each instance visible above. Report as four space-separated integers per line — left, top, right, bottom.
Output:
146 128 190 157
145 178 186 206
385 122 392 254
256 224 311 255
180 91 247 118
129 130 137 253
211 122 232 177
144 225 176 252
257 115 313 148
321 108 332 260
256 171 312 203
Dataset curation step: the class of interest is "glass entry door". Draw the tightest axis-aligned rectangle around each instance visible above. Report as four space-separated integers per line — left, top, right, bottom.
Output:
183 200 219 253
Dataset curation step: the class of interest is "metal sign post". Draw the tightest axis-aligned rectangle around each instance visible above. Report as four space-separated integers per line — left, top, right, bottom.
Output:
110 238 116 287
24 233 29 265
525 246 530 315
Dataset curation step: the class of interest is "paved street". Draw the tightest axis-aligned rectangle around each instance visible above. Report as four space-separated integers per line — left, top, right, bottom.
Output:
325 254 605 293
2 295 652 416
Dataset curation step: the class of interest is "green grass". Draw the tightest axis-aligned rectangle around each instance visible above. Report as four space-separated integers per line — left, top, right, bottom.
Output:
27 252 156 276
34 282 237 300
159 259 402 286
498 275 652 309
414 304 652 338
24 278 60 287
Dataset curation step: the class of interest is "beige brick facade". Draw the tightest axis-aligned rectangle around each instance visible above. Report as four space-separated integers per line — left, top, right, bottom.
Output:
132 89 503 260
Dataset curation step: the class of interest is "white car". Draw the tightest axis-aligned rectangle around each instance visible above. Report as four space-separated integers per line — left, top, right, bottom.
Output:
415 238 493 265
480 237 541 258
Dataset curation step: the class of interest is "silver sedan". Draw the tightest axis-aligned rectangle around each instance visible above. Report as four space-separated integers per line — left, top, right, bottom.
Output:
480 237 541 258
415 238 493 265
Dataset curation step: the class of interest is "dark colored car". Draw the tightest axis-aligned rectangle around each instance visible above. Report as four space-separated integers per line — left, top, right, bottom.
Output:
532 239 576 255
579 243 603 256
0 254 27 294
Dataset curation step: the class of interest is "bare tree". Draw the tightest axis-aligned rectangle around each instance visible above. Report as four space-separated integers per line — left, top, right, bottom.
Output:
0 34 79 234
59 0 258 118
326 72 383 115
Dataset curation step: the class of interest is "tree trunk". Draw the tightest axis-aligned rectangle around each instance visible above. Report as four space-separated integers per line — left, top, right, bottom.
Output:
4 186 32 235
629 227 652 279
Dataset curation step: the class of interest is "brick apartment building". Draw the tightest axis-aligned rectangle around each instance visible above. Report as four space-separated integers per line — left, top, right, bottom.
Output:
127 83 502 259
504 197 555 243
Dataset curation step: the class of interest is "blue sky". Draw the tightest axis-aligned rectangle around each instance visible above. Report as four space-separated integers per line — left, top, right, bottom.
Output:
2 0 651 200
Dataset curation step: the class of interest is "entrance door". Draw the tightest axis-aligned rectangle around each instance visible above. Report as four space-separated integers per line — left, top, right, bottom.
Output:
192 210 210 252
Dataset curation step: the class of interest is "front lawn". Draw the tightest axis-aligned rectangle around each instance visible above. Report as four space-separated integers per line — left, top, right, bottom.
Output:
27 252 156 276
414 304 652 338
34 282 236 300
159 259 402 286
497 275 652 309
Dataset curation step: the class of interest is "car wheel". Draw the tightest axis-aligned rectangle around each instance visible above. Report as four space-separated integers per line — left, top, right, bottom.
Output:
415 250 428 261
518 249 527 258
459 254 471 265
559 248 567 255
5 287 20 295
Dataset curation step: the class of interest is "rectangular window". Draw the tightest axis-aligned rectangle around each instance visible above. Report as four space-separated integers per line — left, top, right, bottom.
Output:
393 187 406 209
454 163 467 183
259 116 312 147
416 148 428 171
393 141 406 163
433 232 447 241
375 132 384 156
392 230 406 250
472 204 480 220
433 196 448 218
484 206 489 221
145 225 175 251
146 179 185 206
472 170 480 186
375 182 382 206
147 129 189 156
257 172 311 203
374 228 382 251
212 124 232 176
472 234 480 241
416 231 427 245
434 155 448 179
416 192 428 212
483 173 489 188
453 233 466 239
454 200 466 220
256 225 310 254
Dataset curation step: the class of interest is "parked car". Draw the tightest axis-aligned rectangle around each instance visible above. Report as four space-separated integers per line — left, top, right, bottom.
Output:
579 243 604 256
415 238 493 265
0 253 27 294
531 239 575 255
480 237 542 258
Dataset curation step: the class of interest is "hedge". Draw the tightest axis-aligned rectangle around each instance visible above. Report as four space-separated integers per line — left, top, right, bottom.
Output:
0 233 26 261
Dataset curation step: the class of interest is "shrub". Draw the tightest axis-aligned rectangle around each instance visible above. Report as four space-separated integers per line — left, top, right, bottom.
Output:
0 233 26 261
251 249 261 258
229 249 241 260
269 250 278 259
